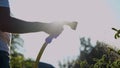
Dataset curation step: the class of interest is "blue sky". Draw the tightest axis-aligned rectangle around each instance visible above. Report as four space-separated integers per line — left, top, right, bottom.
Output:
10 0 120 67
107 0 120 21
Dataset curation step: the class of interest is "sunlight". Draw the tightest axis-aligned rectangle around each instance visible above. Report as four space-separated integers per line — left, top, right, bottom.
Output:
10 0 120 67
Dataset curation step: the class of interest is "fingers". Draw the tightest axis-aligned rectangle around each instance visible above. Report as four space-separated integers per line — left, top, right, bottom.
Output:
51 26 63 38
45 24 63 43
44 23 64 36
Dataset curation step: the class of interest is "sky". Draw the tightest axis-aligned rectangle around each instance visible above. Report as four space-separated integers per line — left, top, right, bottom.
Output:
9 0 120 67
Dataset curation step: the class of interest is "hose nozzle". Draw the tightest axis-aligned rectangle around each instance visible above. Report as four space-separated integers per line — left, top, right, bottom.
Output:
64 21 78 30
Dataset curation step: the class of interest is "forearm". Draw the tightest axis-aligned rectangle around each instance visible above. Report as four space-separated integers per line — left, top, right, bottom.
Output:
1 17 48 33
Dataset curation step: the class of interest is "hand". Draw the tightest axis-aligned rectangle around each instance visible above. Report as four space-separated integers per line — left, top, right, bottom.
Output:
43 23 64 37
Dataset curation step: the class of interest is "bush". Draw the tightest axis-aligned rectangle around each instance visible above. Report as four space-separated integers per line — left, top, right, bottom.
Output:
59 38 120 68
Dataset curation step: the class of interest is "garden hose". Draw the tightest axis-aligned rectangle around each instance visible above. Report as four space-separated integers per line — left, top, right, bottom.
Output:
33 22 78 68
33 35 55 68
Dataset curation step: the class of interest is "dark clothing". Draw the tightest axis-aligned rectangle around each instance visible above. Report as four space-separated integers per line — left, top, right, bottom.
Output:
0 7 10 68
0 7 10 30
0 51 10 68
39 62 55 68
0 7 10 18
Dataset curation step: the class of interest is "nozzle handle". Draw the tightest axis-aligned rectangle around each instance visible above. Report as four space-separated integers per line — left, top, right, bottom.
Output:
45 34 59 43
65 21 78 30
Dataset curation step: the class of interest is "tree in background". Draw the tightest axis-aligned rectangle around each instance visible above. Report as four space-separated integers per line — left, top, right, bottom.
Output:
10 34 25 68
10 34 55 68
73 37 94 68
10 34 35 68
24 58 34 68
59 37 120 68
59 37 94 68
10 34 24 54
79 37 94 61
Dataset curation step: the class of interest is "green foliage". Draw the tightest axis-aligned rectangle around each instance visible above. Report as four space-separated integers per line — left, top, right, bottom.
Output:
10 34 34 68
93 55 109 68
112 28 120 39
11 34 24 54
59 37 120 68
24 58 34 68
118 50 120 55
80 37 94 61
10 54 24 68
111 59 120 68
10 34 24 68
80 60 89 68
